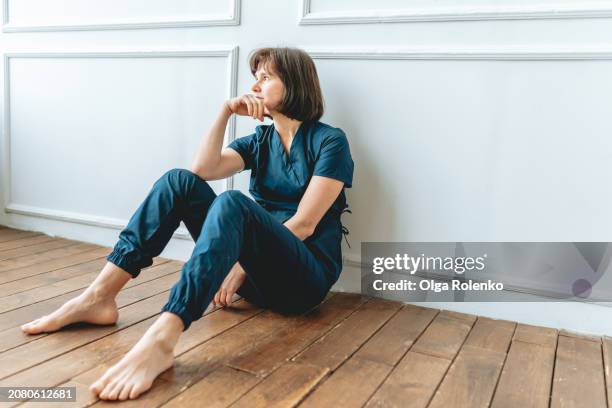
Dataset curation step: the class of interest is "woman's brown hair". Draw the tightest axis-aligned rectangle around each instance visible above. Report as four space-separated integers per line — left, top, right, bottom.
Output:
249 47 324 123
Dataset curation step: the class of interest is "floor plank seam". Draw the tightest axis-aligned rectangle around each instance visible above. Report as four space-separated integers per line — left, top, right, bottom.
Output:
0 243 105 268
0 241 82 262
487 320 519 407
0 256 111 298
294 368 334 407
600 339 610 408
0 235 56 251
0 247 116 285
547 329 560 407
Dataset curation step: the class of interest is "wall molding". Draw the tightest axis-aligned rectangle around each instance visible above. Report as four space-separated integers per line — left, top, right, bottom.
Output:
299 0 612 24
2 47 239 241
306 46 612 60
2 0 241 32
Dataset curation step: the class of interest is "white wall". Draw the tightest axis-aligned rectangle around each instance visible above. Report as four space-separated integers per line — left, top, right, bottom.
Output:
1 0 612 334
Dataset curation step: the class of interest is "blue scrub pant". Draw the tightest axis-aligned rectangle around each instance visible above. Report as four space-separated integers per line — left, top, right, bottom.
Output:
106 168 331 331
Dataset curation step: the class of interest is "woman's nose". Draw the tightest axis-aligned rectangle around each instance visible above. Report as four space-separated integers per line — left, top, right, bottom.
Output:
251 82 260 92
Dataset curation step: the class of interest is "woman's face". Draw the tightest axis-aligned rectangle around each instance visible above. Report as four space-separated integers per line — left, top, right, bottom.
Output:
250 63 284 117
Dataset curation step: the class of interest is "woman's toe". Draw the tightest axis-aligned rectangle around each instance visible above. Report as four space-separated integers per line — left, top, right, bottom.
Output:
119 383 133 401
98 381 116 400
89 375 108 396
107 382 124 400
129 383 148 400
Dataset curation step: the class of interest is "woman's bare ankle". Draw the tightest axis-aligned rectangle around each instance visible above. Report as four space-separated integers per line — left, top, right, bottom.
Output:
86 262 132 300
146 312 184 350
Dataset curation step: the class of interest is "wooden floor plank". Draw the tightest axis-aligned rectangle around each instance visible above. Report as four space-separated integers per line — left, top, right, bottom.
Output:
0 238 81 262
0 256 168 313
0 257 107 298
292 298 401 370
490 340 556 408
424 318 516 408
230 362 328 408
0 246 111 285
354 304 439 366
409 311 475 360
161 366 261 408
428 345 507 408
551 334 607 408
462 317 515 353
513 323 558 348
0 246 109 284
0 235 55 252
0 229 41 243
227 293 368 376
298 304 438 408
299 354 392 408
365 351 451 408
363 310 476 408
0 258 176 332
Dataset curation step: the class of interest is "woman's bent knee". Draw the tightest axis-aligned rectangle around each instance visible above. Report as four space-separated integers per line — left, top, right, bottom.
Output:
211 190 252 211
154 168 210 194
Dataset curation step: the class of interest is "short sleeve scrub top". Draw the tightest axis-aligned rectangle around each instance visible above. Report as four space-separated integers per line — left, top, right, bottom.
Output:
227 121 354 284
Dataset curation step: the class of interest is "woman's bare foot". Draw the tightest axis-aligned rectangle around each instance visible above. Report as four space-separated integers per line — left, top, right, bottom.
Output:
20 291 118 334
89 312 183 400
20 262 130 335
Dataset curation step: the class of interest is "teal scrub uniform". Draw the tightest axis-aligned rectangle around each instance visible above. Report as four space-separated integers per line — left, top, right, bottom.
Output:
107 121 354 331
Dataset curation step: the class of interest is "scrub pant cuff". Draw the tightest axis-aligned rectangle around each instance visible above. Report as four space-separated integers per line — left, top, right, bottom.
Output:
106 247 146 279
160 303 192 332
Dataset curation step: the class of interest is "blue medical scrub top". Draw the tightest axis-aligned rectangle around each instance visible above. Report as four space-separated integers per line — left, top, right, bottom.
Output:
227 121 354 281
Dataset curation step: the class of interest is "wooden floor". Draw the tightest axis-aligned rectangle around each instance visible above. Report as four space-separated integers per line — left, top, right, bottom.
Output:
0 226 611 408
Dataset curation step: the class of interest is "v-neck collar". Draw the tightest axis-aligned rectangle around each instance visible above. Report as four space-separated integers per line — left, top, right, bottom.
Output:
273 122 304 163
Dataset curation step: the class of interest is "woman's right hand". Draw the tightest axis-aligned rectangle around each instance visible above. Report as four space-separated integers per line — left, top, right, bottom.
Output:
225 94 270 122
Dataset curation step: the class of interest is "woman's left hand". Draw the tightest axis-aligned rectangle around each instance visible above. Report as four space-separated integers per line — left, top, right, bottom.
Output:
213 262 247 307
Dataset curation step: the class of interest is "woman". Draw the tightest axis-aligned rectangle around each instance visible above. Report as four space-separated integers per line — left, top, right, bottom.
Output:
20 47 354 401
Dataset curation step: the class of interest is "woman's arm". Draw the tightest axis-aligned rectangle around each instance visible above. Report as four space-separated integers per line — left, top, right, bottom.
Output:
190 103 246 180
191 93 267 180
283 175 344 240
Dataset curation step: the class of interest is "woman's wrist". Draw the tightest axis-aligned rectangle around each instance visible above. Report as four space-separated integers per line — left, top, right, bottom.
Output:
223 100 234 116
